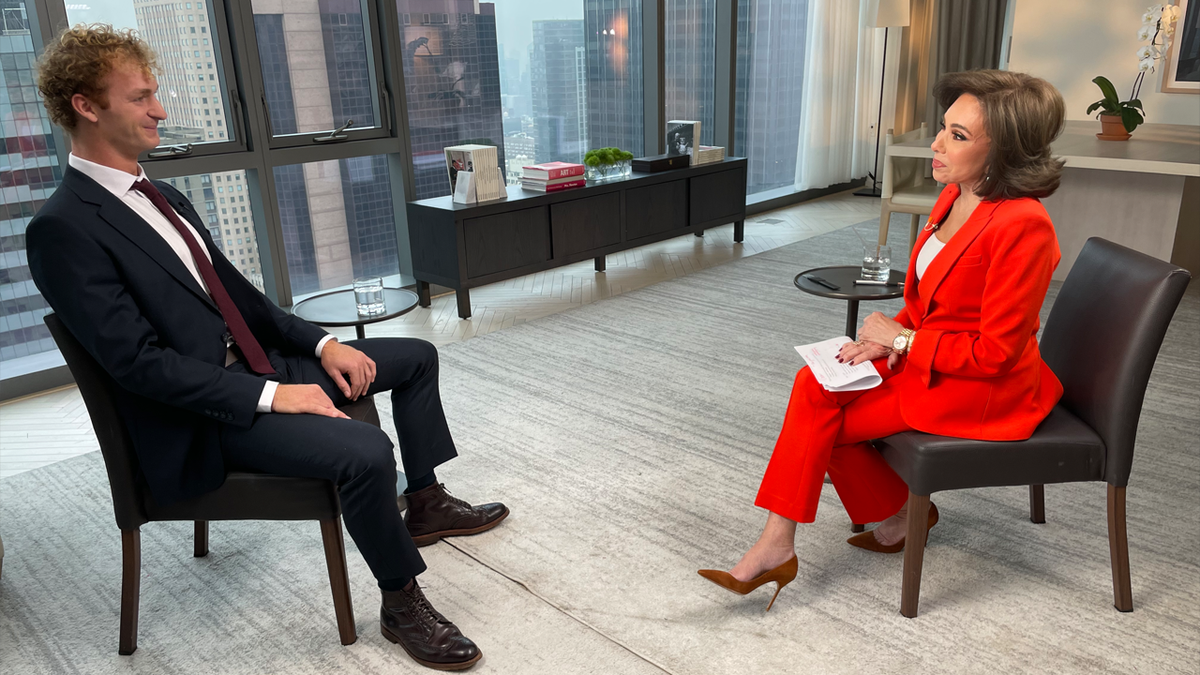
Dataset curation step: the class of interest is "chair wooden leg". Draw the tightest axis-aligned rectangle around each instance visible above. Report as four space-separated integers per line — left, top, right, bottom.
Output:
320 518 358 645
878 203 892 245
850 523 865 533
900 492 931 618
1107 485 1133 612
908 215 920 253
194 520 209 557
1029 485 1045 524
119 529 141 655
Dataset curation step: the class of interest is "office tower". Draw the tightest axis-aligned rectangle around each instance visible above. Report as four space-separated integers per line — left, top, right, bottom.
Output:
398 1 507 200
0 1 59 366
584 0 643 156
531 20 587 164
735 0 807 194
665 0 715 146
134 0 263 290
253 0 403 294
502 133 535 185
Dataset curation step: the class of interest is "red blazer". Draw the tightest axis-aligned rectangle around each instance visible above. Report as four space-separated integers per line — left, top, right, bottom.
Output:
891 184 1063 441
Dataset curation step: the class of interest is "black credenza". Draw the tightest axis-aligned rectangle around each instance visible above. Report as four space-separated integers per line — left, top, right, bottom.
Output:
405 157 748 318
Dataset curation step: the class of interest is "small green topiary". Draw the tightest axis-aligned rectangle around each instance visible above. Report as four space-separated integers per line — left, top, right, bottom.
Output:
584 147 630 166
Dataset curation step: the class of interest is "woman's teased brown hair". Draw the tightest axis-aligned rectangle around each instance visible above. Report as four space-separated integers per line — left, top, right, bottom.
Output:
934 69 1066 200
36 24 157 132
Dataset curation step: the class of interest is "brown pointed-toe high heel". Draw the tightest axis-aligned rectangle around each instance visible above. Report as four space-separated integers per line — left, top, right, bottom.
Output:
847 503 939 554
697 556 798 612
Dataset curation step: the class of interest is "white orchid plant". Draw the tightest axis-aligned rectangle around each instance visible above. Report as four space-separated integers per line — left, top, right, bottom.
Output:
1088 4 1181 133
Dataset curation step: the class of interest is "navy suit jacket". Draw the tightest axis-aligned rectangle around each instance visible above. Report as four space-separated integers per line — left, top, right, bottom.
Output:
27 166 328 505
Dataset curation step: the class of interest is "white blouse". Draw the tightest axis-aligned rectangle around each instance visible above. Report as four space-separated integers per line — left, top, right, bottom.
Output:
915 232 947 280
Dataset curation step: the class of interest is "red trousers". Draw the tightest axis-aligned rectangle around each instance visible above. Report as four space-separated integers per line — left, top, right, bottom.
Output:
755 362 914 524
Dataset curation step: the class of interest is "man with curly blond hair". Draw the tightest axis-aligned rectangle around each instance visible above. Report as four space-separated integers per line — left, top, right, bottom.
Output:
28 24 507 671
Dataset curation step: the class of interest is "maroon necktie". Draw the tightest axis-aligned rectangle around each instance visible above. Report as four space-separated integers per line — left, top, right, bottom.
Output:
131 179 275 375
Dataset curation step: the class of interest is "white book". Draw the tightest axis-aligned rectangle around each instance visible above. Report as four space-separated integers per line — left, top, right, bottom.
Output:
794 336 882 392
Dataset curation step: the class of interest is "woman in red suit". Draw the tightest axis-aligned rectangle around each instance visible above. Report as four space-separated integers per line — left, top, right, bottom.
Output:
700 70 1068 608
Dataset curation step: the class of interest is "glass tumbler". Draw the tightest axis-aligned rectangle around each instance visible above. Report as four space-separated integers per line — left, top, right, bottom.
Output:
861 245 892 282
353 276 386 316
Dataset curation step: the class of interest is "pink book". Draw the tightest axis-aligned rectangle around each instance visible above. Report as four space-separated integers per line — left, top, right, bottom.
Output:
522 162 585 181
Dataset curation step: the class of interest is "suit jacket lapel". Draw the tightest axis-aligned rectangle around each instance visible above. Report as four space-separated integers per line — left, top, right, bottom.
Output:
64 168 219 313
918 195 1002 305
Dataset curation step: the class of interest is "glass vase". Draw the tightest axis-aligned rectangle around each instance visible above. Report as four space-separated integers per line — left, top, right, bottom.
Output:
585 159 632 183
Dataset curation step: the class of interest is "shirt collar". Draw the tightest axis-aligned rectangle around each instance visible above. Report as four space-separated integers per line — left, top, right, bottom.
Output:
68 154 148 198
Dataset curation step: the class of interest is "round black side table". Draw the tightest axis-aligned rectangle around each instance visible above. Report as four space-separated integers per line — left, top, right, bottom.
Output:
292 288 420 340
794 266 905 339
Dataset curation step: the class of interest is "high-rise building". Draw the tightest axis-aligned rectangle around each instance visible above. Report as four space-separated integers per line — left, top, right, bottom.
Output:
252 0 401 295
531 20 587 164
735 0 808 194
133 0 263 291
0 1 60 367
398 1 506 200
665 0 715 146
502 132 535 185
584 1 643 156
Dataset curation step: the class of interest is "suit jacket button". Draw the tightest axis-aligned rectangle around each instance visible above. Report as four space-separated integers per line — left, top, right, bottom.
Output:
205 409 212 415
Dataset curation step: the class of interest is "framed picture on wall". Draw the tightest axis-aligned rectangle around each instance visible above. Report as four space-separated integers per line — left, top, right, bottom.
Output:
1163 0 1200 93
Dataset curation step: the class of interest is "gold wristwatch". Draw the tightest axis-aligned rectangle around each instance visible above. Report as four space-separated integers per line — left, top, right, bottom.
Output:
892 328 916 354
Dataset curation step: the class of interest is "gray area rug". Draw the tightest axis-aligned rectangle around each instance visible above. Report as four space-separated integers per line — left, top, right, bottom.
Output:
2 222 1197 674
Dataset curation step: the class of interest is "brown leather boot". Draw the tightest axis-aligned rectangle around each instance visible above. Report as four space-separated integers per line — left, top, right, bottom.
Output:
381 581 482 670
403 483 509 547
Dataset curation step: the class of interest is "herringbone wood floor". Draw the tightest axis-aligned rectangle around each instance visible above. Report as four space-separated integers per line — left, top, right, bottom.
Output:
0 191 878 478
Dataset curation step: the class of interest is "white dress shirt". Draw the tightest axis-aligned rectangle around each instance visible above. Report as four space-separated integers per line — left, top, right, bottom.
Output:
68 154 333 413
914 231 947 280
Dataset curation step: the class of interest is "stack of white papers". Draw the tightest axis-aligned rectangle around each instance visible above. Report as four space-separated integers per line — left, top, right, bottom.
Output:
794 336 882 392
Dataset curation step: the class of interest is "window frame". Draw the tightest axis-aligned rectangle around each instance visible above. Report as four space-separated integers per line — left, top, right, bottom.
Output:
40 0 251 161
231 0 393 151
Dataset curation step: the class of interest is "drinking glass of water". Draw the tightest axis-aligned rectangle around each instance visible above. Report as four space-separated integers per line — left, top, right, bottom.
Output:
861 245 892 282
353 276 386 316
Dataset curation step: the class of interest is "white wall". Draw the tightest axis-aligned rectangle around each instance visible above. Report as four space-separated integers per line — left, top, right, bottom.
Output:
1007 0 1200 126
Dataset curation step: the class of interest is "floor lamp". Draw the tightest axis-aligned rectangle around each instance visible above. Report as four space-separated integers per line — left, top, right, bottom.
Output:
855 0 911 198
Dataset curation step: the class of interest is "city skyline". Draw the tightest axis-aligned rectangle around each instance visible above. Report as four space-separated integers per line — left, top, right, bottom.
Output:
1 1 60 367
530 19 586 164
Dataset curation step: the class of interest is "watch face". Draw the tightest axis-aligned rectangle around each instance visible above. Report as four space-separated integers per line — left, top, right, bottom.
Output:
893 335 907 350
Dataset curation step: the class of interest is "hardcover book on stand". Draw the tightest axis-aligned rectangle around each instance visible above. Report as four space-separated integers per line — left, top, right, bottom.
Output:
666 120 701 157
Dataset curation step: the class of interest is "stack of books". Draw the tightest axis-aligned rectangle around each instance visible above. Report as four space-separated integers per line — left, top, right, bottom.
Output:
694 145 726 165
445 144 504 203
520 161 585 193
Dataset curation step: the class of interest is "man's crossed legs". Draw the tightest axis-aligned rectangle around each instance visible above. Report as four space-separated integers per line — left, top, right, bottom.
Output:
222 338 506 670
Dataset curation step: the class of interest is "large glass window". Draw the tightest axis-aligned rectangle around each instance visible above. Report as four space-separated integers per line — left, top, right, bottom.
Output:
665 0 715 147
1 1 62 374
735 0 809 196
251 0 381 139
65 0 237 149
165 171 265 292
397 0 643 199
272 154 401 297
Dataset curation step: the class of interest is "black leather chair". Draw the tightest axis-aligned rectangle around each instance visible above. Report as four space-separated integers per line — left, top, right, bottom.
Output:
45 313 382 654
872 238 1191 618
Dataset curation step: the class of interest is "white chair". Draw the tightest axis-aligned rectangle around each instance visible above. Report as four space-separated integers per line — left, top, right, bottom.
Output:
878 123 941 251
